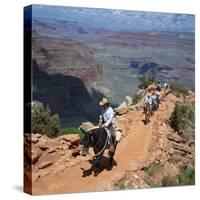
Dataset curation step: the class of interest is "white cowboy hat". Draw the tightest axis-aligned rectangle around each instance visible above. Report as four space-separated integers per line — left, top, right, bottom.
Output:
99 97 109 106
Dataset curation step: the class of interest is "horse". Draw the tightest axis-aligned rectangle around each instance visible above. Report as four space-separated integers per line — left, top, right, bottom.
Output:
156 94 160 108
152 96 159 112
143 104 152 124
79 126 117 176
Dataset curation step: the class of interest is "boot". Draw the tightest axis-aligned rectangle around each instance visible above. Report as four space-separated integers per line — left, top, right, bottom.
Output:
109 135 115 153
112 135 116 146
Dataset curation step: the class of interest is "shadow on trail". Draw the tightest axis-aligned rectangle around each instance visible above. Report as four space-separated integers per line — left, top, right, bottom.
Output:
141 119 151 125
80 156 117 177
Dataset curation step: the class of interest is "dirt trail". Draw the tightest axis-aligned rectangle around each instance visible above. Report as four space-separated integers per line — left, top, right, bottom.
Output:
32 94 175 195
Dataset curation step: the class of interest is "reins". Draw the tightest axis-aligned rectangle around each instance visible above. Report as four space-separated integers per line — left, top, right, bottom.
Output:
91 129 109 158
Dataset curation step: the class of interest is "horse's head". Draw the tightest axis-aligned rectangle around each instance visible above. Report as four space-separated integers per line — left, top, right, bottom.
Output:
79 126 93 156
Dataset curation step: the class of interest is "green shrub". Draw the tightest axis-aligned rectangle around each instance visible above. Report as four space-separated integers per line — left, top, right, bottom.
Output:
143 162 163 177
178 166 195 185
168 156 182 164
138 75 157 89
170 83 188 96
170 102 195 135
118 182 127 190
115 179 132 190
162 175 178 187
59 127 81 135
132 94 142 105
31 102 60 137
144 176 161 188
58 127 84 141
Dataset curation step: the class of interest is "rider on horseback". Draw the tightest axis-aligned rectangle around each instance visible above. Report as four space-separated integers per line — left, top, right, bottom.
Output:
156 81 162 92
151 92 158 111
163 81 170 98
98 97 115 153
163 81 169 89
145 94 153 113
155 90 161 105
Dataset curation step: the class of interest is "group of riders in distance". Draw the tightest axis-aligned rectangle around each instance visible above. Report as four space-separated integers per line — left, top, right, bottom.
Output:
80 80 171 176
143 81 170 124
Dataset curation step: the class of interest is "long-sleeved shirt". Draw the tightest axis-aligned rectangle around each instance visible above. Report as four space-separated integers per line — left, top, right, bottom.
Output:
101 106 115 127
164 83 169 89
145 96 153 105
151 94 157 102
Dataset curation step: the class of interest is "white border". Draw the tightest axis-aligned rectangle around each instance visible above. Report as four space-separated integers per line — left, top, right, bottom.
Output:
0 0 199 200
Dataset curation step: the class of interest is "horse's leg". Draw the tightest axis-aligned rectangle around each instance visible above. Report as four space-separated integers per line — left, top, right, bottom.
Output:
145 109 150 124
147 111 150 123
145 113 148 124
150 106 153 116
94 154 102 176
152 104 154 115
108 140 118 169
90 157 96 172
148 109 151 122
108 151 114 169
157 100 160 108
155 102 157 110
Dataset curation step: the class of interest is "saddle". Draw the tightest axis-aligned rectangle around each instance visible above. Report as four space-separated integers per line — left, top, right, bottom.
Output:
105 127 121 144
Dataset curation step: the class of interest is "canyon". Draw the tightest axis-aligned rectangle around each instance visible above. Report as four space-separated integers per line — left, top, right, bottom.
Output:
31 17 194 127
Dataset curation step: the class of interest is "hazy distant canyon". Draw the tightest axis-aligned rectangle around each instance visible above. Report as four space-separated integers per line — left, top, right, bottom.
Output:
30 17 194 127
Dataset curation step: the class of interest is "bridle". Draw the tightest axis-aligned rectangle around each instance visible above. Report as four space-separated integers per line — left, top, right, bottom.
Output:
80 126 109 158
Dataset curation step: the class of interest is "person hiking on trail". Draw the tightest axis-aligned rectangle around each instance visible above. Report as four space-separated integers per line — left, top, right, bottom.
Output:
98 97 115 152
155 90 161 104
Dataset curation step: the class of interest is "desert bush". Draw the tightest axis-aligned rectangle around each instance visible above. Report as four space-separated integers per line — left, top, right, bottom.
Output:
59 127 84 140
178 166 195 185
132 94 142 105
144 177 161 188
117 182 127 190
31 101 60 137
143 162 163 177
138 75 157 89
162 175 178 187
170 102 195 135
170 83 188 96
168 156 182 164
